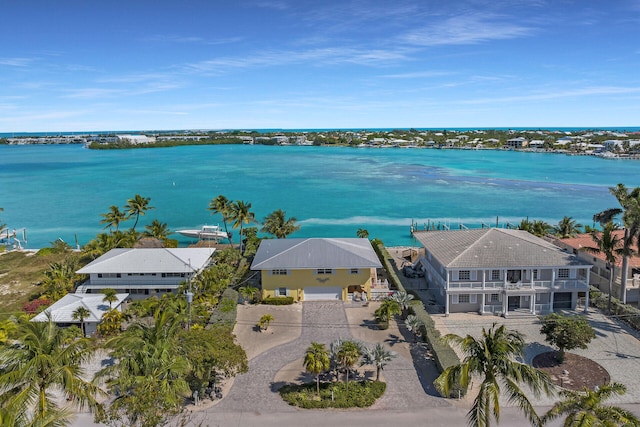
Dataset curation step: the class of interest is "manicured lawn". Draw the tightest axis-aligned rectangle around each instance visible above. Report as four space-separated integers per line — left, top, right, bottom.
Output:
279 380 386 409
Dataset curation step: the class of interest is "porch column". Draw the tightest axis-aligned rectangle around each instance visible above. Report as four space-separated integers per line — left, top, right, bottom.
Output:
530 269 534 289
482 270 486 289
549 291 554 313
445 293 450 316
480 293 485 314
530 293 535 314
584 268 590 313
502 292 508 317
551 269 556 288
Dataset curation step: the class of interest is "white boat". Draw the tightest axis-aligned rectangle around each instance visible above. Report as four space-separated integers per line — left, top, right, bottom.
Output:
176 225 230 240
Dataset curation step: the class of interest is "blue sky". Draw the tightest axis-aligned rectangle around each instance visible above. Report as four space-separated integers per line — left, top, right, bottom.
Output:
1 0 639 132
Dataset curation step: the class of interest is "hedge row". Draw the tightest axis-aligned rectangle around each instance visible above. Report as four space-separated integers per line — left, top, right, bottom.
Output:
208 287 239 331
589 287 640 331
262 296 295 305
371 241 463 397
279 380 386 408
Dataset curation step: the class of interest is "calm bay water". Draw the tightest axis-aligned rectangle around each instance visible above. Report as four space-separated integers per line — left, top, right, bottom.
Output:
1 144 639 249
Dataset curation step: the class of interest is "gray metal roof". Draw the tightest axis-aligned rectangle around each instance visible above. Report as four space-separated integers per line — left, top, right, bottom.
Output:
251 238 382 270
32 293 128 323
413 228 591 269
77 248 214 274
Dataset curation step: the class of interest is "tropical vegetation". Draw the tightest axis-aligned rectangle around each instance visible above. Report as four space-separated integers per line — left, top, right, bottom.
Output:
304 342 331 396
582 221 622 313
435 323 555 427
0 318 102 427
361 343 396 382
540 313 596 363
541 382 640 427
261 209 300 238
374 298 401 329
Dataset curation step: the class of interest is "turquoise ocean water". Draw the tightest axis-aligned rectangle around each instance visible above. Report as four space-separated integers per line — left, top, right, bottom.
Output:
1 144 639 249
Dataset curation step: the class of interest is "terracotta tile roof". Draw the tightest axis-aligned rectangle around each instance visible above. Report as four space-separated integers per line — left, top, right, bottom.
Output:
559 231 640 268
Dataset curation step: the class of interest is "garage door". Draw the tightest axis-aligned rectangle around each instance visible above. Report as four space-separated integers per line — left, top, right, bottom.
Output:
304 286 342 301
553 292 572 309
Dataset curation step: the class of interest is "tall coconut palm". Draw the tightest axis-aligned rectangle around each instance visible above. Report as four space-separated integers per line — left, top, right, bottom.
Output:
261 209 300 238
435 323 554 427
229 200 256 253
100 205 127 232
102 288 118 309
553 216 583 238
0 318 101 427
143 219 172 241
124 194 154 231
304 342 331 396
361 343 396 382
594 184 640 304
541 382 640 427
356 228 369 239
208 194 233 245
72 306 91 336
582 221 622 314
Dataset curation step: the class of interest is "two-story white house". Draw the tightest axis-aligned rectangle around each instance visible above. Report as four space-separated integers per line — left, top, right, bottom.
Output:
412 228 592 316
76 248 214 300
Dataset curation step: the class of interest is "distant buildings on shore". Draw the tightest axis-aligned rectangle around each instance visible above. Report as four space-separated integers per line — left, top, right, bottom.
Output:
3 129 640 158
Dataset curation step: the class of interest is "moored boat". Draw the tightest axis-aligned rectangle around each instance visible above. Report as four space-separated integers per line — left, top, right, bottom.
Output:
176 225 230 240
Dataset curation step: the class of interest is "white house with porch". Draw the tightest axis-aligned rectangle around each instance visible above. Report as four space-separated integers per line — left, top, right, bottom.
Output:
76 248 214 299
412 228 592 316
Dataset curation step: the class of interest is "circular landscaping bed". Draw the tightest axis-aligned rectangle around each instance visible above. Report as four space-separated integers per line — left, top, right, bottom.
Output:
533 352 610 391
279 381 386 408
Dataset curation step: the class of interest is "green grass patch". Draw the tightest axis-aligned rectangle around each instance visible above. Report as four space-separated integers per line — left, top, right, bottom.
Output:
279 380 386 409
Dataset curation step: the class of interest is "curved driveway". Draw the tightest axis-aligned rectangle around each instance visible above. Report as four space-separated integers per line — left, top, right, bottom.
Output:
200 301 449 417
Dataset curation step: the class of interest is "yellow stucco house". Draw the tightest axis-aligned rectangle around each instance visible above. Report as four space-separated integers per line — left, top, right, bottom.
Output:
251 238 382 301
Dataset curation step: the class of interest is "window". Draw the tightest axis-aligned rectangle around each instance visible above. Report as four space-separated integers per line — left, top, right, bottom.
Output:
276 287 288 297
350 268 359 275
490 293 499 303
316 268 333 275
558 268 569 279
491 270 500 280
162 273 185 278
458 270 470 280
272 269 288 275
458 294 470 303
533 269 538 280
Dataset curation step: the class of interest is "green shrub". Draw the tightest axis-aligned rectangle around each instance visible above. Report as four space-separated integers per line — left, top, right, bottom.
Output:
371 241 405 293
208 288 238 331
279 381 385 408
262 296 294 305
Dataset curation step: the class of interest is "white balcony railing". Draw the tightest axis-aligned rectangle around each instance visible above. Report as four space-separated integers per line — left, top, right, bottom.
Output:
535 303 552 314
447 279 588 291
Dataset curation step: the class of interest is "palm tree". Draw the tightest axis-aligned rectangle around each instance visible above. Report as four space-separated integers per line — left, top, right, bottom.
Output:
405 314 423 343
0 207 5 232
229 200 256 253
304 342 331 396
374 298 402 328
96 309 190 426
100 205 127 232
361 343 396 382
594 184 640 304
541 382 640 427
435 323 554 427
0 318 101 427
72 306 91 336
261 209 300 239
144 219 172 241
41 259 79 300
102 288 118 309
582 221 622 314
335 340 361 389
258 313 274 331
124 194 154 231
391 291 414 319
238 286 258 304
553 216 583 238
208 194 233 245
356 228 369 239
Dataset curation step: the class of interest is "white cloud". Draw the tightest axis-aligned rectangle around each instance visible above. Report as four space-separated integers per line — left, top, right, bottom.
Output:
0 57 35 67
402 13 533 46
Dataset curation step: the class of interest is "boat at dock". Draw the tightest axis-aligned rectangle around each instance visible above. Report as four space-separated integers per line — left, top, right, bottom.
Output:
176 225 230 241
